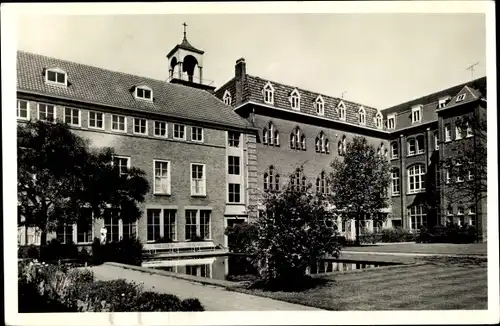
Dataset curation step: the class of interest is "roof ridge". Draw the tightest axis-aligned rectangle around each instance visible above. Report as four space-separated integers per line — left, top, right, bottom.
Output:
246 74 379 111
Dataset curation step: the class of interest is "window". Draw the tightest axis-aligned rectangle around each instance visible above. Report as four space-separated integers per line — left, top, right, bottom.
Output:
154 121 167 137
185 210 211 240
338 135 347 156
445 169 451 184
154 160 171 195
111 114 126 132
358 107 366 125
411 106 422 123
76 215 93 244
228 131 241 147
103 209 120 242
446 207 453 216
387 115 396 129
163 210 177 240
273 130 280 146
408 164 425 193
456 94 466 102
434 131 439 150
375 111 383 129
45 68 67 86
316 171 329 195
391 168 400 195
407 138 416 156
457 207 465 216
112 156 130 176
468 167 474 180
455 124 464 140
445 125 451 142
223 90 232 106
290 89 301 110
315 132 329 154
135 86 152 101
468 205 476 215
456 163 464 182
464 122 473 137
263 128 268 144
416 135 425 154
63 107 80 126
338 102 346 121
56 224 74 244
191 164 206 196
391 142 398 159
147 209 161 242
134 118 147 135
191 126 204 142
228 183 241 203
315 96 324 115
38 103 56 122
228 156 240 175
123 216 137 241
263 122 279 146
264 166 280 192
409 205 427 230
290 127 306 150
186 265 211 278
263 82 274 104
89 111 104 129
17 99 29 120
146 209 176 242
291 171 306 192
438 98 447 109
173 124 186 140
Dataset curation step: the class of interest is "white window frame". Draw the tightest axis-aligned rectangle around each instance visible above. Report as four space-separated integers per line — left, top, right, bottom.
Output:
387 114 396 129
17 99 30 120
173 123 186 140
434 131 439 150
228 183 242 203
409 205 427 230
111 114 127 133
358 107 366 125
37 103 57 122
375 111 383 129
407 138 416 156
191 126 204 142
64 107 81 127
338 101 346 121
456 163 464 183
456 94 466 102
112 156 131 176
457 206 465 216
228 131 241 148
445 125 451 142
45 68 67 87
416 135 425 154
465 122 473 138
228 156 240 175
411 105 422 124
455 125 463 140
408 164 425 194
391 169 400 195
223 90 232 106
133 117 148 135
146 208 177 242
154 121 168 138
263 82 275 105
289 89 301 111
88 111 105 130
185 209 212 241
315 95 325 116
134 86 153 102
190 163 206 197
75 210 94 244
391 142 398 159
445 169 451 184
153 160 171 195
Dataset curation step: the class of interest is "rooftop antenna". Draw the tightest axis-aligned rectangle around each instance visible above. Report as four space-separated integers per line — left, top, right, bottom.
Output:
341 91 347 99
465 62 479 80
182 22 188 40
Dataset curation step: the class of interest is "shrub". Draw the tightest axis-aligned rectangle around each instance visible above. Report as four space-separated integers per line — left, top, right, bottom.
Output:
379 228 416 243
18 245 40 259
134 291 182 312
180 298 205 312
418 224 477 243
358 232 381 244
91 237 143 266
224 222 258 254
74 279 142 312
40 239 79 262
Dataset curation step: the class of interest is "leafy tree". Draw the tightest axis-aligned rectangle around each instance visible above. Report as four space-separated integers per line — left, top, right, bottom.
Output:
329 136 391 245
252 167 341 290
17 120 149 246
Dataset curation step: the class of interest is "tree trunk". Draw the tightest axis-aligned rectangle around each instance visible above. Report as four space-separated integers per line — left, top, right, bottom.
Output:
355 213 361 246
40 230 47 248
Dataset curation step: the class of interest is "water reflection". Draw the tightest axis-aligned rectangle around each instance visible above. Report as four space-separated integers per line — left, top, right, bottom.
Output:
146 255 392 281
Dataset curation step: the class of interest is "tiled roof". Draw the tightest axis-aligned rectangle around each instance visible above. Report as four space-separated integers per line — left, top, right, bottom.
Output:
241 74 384 131
442 85 483 110
17 51 251 130
383 76 486 115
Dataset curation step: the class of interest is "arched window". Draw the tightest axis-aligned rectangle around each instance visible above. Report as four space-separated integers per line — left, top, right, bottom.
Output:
316 171 328 195
416 135 425 154
223 90 232 106
391 168 400 195
264 166 280 192
315 132 330 154
291 127 306 150
263 82 274 104
262 128 268 144
391 142 398 159
342 136 347 155
290 89 301 110
263 173 269 191
337 101 346 121
325 139 330 154
375 111 383 129
407 137 416 156
315 95 325 116
358 107 366 125
275 174 280 191
338 140 343 156
263 122 279 146
290 170 306 192
300 134 306 150
408 164 426 193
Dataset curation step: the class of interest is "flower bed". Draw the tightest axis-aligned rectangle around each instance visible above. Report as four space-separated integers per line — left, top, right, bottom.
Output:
18 259 204 312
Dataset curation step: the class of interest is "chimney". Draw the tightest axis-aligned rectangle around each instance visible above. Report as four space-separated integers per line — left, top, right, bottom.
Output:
235 58 246 80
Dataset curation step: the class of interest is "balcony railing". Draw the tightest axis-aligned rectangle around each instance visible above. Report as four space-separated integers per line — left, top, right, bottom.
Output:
166 73 215 87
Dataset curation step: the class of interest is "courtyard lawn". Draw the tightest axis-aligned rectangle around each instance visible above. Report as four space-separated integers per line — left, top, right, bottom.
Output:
233 257 487 310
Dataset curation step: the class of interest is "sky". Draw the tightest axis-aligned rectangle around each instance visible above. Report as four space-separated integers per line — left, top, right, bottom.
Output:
16 12 486 109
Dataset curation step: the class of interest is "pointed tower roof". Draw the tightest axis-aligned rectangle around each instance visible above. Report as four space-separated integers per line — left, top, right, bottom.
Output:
166 22 204 58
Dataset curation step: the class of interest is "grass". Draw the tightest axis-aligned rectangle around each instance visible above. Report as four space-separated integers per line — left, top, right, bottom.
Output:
232 258 487 310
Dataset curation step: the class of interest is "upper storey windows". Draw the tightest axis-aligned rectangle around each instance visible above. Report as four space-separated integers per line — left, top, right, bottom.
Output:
337 101 346 121
44 68 67 87
375 110 383 129
134 85 153 102
411 105 422 124
358 106 366 125
387 114 396 130
315 95 324 116
289 89 301 111
263 82 275 105
223 90 232 106
290 127 306 151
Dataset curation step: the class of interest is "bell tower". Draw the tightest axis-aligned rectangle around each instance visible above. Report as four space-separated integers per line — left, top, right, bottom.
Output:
166 23 215 92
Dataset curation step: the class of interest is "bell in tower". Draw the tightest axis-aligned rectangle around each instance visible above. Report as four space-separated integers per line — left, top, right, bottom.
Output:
166 23 215 92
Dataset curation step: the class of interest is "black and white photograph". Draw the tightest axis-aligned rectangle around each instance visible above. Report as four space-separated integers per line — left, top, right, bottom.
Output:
2 2 498 325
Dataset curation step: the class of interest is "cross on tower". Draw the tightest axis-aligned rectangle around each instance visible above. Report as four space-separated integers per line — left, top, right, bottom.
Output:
465 62 479 80
183 22 188 39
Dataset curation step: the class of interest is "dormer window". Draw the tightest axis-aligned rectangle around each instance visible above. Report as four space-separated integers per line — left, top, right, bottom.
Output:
456 94 466 102
411 105 422 124
289 89 301 110
135 86 153 101
438 96 450 109
358 107 366 125
223 90 232 106
387 114 396 129
337 101 346 121
45 68 67 86
315 95 325 116
375 111 383 129
263 82 275 105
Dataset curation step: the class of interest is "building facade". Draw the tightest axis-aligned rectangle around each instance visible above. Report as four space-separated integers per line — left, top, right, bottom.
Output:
17 36 487 247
